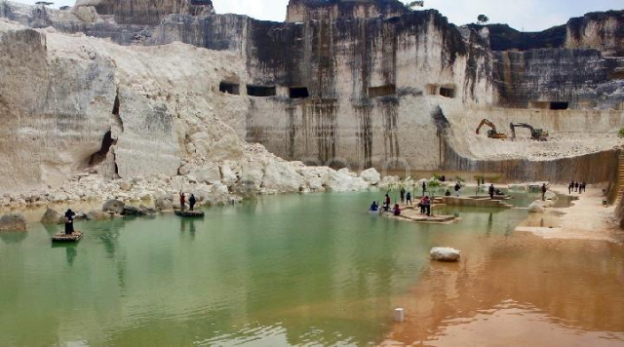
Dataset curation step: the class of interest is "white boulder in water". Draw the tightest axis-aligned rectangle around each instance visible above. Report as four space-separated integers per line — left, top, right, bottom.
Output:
360 168 381 185
430 247 461 262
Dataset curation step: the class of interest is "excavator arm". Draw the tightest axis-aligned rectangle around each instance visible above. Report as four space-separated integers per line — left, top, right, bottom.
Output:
510 123 549 141
476 119 507 139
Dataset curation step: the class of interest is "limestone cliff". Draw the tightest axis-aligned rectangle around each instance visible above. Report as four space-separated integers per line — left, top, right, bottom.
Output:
0 0 623 191
286 0 409 22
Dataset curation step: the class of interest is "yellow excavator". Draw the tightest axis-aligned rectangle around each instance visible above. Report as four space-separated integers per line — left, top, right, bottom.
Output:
509 123 549 142
476 119 508 139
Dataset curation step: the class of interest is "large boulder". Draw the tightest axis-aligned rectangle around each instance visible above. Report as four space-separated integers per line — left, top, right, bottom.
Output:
154 198 173 212
220 164 238 187
0 213 28 231
528 202 546 213
122 206 146 216
430 247 461 262
41 208 62 224
103 199 125 214
194 164 222 184
240 161 265 190
544 191 558 201
325 169 369 192
262 161 304 193
360 168 381 185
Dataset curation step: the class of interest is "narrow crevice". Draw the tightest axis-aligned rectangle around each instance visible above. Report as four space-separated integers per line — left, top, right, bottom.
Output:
88 130 117 167
112 88 124 133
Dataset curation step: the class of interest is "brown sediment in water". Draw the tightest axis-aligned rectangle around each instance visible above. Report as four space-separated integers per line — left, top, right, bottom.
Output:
383 188 624 346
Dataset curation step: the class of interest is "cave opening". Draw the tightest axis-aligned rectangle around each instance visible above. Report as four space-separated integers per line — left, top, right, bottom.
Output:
219 82 240 95
550 102 569 110
439 87 456 98
88 130 116 167
368 85 396 98
247 85 276 97
289 87 310 99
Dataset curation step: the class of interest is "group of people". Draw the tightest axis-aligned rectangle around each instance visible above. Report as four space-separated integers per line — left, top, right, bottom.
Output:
399 188 413 205
179 192 197 211
370 194 403 216
568 181 587 194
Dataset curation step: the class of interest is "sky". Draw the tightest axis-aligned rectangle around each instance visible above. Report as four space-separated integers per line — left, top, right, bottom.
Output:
11 0 624 32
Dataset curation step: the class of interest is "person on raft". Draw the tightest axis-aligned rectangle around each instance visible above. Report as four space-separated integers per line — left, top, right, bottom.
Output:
180 192 186 211
64 209 76 235
393 204 402 216
370 201 379 212
189 194 197 211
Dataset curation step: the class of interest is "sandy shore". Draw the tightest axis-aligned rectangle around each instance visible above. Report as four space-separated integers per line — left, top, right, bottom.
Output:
517 186 624 244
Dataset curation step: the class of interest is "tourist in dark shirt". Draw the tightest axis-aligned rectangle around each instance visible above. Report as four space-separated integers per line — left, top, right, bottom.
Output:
64 209 76 235
189 194 197 211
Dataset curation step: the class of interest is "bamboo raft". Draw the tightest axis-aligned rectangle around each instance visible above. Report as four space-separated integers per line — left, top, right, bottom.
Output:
174 210 205 218
51 231 83 243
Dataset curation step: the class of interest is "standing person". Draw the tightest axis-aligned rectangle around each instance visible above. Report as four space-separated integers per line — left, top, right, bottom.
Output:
574 181 579 192
541 183 549 201
406 191 413 205
422 181 427 196
454 182 461 197
180 192 186 211
569 181 574 194
582 181 587 193
189 194 197 211
419 196 427 214
425 196 432 216
489 184 495 200
400 188 406 203
64 209 76 235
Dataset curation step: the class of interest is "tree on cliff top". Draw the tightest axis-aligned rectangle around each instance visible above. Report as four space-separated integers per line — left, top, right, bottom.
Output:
477 14 489 24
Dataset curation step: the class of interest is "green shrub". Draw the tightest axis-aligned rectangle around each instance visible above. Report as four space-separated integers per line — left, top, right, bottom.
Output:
619 128 624 139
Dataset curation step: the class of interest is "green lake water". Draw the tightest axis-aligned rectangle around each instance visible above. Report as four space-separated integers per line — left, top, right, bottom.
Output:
0 191 543 346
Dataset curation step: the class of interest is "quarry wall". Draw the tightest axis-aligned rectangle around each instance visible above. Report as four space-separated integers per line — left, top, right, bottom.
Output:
0 0 623 192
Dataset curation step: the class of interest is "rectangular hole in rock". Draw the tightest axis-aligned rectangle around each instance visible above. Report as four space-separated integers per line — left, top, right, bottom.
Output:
368 85 396 98
550 102 569 110
219 82 240 95
426 84 438 95
440 87 456 98
247 85 276 97
289 87 309 99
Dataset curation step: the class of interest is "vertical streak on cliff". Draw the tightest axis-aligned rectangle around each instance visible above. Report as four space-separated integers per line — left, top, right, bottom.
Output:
355 104 373 168
379 98 400 164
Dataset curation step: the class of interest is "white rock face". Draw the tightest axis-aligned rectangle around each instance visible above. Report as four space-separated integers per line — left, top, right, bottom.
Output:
360 168 381 185
325 169 369 192
194 164 221 184
262 161 304 193
430 247 461 262
220 164 238 187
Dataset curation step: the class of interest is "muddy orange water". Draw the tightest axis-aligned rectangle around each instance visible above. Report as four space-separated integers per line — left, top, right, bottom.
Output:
384 231 624 346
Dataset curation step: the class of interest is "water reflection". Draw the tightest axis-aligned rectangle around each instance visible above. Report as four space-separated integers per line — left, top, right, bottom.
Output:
0 231 27 244
180 218 197 240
